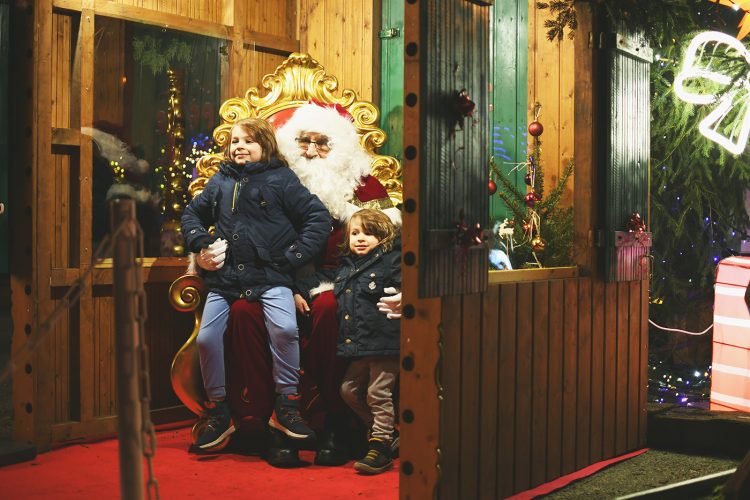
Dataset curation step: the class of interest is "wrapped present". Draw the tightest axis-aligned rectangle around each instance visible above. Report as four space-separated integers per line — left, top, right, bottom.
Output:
711 256 750 412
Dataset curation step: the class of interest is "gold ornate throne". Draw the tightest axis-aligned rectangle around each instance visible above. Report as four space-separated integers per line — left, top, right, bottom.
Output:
168 52 403 432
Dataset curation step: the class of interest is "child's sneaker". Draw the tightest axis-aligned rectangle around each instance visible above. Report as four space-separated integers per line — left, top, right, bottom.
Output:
354 438 393 474
268 393 316 440
194 400 235 450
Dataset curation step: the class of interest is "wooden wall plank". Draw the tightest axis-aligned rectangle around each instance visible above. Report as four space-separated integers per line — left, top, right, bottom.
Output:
479 286 500 500
460 294 482 500
527 0 575 203
401 0 441 495
440 295 462 500
546 279 564 480
576 278 592 469
561 279 578 475
639 279 649 446
628 281 641 450
79 3 95 424
602 283 617 458
497 283 517 498
589 280 605 463
573 4 597 274
299 0 374 101
514 282 533 491
35 0 57 448
531 280 549 486
616 281 629 453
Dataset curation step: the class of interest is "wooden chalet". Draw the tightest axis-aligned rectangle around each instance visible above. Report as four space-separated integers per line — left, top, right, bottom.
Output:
5 0 650 498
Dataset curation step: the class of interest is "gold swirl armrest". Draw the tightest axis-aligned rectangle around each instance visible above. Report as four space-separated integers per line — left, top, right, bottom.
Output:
169 274 208 416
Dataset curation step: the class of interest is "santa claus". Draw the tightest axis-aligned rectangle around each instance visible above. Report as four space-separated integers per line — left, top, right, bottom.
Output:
195 102 402 466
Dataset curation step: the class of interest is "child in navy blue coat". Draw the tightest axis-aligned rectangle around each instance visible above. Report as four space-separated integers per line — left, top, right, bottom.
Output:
295 208 400 474
182 117 331 451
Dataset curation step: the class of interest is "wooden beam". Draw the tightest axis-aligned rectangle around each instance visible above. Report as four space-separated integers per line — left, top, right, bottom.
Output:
400 0 440 498
51 0 299 53
77 2 95 425
49 259 187 287
573 4 598 276
34 0 56 450
51 127 80 147
243 29 298 54
488 266 579 284
53 0 231 39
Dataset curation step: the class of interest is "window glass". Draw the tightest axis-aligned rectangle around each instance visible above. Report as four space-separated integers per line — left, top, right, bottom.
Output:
489 2 574 271
92 18 221 257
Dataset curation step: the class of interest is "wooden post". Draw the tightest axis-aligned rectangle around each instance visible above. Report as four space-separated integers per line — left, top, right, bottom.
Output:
110 198 144 500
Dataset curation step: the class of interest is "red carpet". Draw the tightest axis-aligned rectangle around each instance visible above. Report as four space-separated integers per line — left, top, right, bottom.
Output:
0 426 399 499
506 448 650 499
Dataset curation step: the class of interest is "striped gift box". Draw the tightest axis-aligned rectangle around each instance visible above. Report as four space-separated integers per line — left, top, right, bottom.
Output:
711 256 750 412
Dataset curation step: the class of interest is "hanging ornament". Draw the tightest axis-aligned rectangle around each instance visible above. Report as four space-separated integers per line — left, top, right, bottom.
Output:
626 212 646 232
522 221 532 233
528 120 544 137
524 173 533 186
531 235 547 253
524 192 538 207
488 178 497 195
528 101 544 137
451 89 476 131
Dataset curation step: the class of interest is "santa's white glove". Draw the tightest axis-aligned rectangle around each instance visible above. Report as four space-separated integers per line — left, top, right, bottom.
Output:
377 287 402 319
197 238 227 271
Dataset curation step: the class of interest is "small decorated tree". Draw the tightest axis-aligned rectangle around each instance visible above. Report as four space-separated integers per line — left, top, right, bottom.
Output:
490 104 574 269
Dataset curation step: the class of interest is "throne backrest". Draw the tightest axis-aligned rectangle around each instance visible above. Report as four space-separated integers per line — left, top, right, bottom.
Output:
189 52 402 206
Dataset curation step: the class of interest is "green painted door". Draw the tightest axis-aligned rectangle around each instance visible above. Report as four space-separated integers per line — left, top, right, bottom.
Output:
379 0 404 160
490 0 528 222
0 4 8 274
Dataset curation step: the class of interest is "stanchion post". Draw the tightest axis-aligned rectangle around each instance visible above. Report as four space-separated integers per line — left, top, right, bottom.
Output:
110 198 144 500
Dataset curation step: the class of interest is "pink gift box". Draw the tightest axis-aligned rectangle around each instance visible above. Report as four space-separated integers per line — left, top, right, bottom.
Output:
711 256 750 412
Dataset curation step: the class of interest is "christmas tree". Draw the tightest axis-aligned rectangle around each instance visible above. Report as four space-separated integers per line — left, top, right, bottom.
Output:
490 104 574 269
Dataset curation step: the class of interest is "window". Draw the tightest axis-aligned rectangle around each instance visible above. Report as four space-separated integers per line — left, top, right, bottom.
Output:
92 18 222 257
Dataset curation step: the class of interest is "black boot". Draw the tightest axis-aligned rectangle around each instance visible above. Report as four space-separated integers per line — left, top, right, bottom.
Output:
265 427 301 468
314 413 350 466
354 438 393 474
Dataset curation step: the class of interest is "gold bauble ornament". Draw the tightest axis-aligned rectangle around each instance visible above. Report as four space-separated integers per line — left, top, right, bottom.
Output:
531 236 546 253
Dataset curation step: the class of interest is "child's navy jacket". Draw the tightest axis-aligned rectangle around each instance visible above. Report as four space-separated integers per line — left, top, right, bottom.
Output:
181 158 331 299
298 240 401 358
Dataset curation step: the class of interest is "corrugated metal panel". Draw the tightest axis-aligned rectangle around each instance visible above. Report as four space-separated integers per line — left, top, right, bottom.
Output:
601 27 652 282
420 0 490 297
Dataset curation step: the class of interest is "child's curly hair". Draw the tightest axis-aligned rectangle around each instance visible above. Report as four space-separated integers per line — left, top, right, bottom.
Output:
224 117 287 165
340 208 398 255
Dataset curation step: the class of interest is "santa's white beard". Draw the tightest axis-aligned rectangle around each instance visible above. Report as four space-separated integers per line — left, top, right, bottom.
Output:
289 155 363 220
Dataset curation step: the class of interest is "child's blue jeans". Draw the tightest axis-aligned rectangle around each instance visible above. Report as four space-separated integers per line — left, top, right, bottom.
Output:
197 287 300 400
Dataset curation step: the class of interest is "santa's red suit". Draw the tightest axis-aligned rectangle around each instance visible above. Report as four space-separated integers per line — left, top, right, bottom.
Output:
222 103 399 437
225 177 392 431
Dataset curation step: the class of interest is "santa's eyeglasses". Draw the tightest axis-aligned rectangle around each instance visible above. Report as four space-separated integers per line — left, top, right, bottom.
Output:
295 136 331 152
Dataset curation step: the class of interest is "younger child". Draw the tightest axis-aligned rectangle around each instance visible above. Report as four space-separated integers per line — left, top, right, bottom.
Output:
295 208 401 474
182 117 331 450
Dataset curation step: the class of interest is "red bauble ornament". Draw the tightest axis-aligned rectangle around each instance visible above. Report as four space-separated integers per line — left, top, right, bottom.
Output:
524 192 538 207
525 173 532 186
488 179 497 195
528 121 544 137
